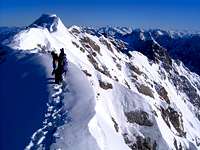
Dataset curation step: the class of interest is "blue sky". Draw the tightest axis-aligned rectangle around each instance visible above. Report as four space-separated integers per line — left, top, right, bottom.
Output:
0 0 200 30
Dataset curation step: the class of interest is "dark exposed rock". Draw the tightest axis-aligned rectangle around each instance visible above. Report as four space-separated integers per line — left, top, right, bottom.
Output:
151 110 158 117
173 138 179 150
82 70 92 77
123 133 137 150
80 36 101 54
79 47 85 52
101 65 112 78
91 51 97 57
168 107 185 137
123 134 157 150
70 27 81 35
111 117 119 132
136 84 154 98
116 63 122 70
173 138 183 150
99 37 113 52
112 56 117 62
87 54 99 68
154 82 170 104
136 136 157 150
131 73 138 82
124 80 131 89
169 71 200 121
109 38 127 53
161 107 186 137
160 107 171 128
87 54 111 78
195 112 200 122
72 41 79 48
157 67 167 80
171 74 200 109
195 137 200 146
125 110 153 126
154 46 172 70
114 76 119 82
99 80 113 90
127 62 142 75
123 133 132 145
123 133 138 150
112 56 122 71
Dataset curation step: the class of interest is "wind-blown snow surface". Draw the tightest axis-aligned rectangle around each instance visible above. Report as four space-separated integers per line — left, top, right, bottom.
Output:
1 14 200 150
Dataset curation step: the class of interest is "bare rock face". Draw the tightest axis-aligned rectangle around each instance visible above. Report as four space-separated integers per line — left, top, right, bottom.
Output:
99 80 113 90
82 70 92 77
123 134 157 150
154 82 170 104
172 75 200 108
99 37 113 52
111 117 119 132
170 69 200 121
70 27 81 35
161 107 186 137
126 62 142 75
136 84 154 98
125 110 153 126
80 36 101 54
87 54 111 78
135 136 157 150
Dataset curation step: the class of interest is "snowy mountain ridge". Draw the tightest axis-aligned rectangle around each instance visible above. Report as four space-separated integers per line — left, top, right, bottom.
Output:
83 26 200 76
1 14 200 150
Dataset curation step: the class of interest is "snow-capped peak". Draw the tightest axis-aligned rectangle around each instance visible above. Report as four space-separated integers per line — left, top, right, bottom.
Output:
3 14 75 51
30 14 66 33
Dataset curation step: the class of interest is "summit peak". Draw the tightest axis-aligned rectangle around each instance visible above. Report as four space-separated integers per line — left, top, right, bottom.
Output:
29 14 66 32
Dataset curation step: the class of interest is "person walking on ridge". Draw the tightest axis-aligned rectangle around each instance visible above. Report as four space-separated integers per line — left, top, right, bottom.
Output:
58 48 68 78
51 51 58 75
51 48 68 84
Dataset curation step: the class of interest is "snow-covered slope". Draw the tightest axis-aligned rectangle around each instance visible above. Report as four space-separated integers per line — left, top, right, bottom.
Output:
84 27 200 76
1 14 200 150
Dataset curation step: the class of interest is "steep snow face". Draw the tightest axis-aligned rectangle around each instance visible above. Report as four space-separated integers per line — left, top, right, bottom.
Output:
1 15 200 150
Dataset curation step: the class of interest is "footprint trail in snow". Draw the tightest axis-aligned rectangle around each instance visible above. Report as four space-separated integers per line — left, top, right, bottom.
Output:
25 79 71 150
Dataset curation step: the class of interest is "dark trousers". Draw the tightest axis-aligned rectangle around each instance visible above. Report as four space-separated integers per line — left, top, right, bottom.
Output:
55 68 63 84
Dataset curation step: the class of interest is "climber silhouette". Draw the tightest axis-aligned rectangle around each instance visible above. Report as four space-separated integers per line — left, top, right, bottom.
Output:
58 48 68 77
51 48 68 84
51 51 58 75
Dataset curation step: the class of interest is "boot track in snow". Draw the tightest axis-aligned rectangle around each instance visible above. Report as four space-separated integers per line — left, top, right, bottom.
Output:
25 79 71 150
